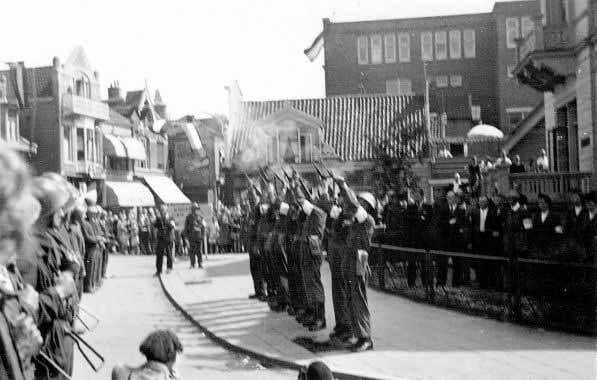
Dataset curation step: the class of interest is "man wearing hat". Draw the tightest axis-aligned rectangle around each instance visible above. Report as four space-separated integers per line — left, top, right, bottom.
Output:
183 203 206 268
27 175 78 380
154 205 176 275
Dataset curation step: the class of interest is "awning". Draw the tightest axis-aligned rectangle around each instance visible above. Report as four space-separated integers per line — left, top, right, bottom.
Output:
121 138 147 161
182 123 203 151
105 181 155 208
103 134 127 158
142 175 191 204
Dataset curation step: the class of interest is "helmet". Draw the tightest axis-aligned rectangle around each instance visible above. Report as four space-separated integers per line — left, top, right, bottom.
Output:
32 176 69 219
357 192 376 213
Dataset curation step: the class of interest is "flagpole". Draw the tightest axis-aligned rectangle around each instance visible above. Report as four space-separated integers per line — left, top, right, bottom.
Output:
423 62 433 160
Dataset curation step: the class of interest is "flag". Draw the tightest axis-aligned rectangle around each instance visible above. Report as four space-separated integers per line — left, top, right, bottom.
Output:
304 31 324 62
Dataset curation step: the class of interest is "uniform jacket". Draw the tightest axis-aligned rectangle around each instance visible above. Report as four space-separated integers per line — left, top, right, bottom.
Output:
183 213 205 242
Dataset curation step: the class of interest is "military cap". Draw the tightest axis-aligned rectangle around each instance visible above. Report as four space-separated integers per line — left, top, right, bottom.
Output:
32 176 69 219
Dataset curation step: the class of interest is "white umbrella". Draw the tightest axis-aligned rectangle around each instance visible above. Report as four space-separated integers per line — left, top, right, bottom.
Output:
467 123 504 139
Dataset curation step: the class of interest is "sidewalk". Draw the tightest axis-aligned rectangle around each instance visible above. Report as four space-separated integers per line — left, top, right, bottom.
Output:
160 254 595 380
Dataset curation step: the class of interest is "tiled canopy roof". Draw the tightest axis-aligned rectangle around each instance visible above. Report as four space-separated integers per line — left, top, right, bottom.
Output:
230 94 428 161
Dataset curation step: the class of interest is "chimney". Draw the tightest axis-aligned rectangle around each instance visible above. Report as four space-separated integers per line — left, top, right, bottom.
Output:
108 81 122 101
52 57 60 68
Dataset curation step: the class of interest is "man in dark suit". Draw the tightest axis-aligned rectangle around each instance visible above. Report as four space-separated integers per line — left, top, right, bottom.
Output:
471 196 499 289
565 190 588 259
438 191 466 287
532 194 563 259
154 205 176 275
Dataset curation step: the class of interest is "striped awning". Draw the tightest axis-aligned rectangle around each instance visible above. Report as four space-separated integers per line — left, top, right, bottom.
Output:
142 175 191 204
103 134 127 158
105 181 155 207
121 138 147 161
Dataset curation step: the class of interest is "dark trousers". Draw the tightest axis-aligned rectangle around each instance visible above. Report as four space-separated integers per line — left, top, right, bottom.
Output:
345 250 371 339
249 239 266 296
302 245 325 321
189 239 203 267
83 249 98 292
328 240 350 333
156 240 173 274
287 237 303 310
139 230 151 255
101 247 109 278
274 233 290 306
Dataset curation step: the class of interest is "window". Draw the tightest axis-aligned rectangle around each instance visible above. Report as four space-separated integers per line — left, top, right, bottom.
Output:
449 75 462 87
540 0 547 25
398 78 412 95
471 105 481 121
357 35 369 64
398 33 410 62
560 0 570 24
521 16 534 38
506 17 520 49
463 29 476 58
63 126 73 161
300 134 312 163
507 65 516 78
434 31 447 60
386 79 399 95
76 128 85 161
449 30 461 59
86 130 94 162
384 34 396 63
386 78 413 95
75 74 91 98
157 141 165 169
436 75 448 88
370 35 383 64
421 32 433 61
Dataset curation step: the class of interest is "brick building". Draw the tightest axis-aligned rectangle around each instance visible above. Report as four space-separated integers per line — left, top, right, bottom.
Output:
507 0 596 191
0 47 109 196
319 0 542 149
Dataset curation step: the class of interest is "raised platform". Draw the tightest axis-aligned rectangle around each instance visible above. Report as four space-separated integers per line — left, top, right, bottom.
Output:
160 254 595 380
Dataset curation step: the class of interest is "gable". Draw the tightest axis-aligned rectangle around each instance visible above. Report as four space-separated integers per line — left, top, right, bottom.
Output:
65 46 93 71
256 106 322 134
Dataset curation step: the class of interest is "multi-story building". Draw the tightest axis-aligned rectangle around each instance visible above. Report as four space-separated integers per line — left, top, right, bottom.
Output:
319 0 542 149
106 83 191 225
0 66 36 155
0 47 109 196
166 115 225 205
507 0 595 193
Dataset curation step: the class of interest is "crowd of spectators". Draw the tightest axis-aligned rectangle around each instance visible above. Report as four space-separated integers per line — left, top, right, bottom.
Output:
377 185 596 290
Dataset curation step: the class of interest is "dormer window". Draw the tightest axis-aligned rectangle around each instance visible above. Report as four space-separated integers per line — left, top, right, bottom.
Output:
74 73 91 98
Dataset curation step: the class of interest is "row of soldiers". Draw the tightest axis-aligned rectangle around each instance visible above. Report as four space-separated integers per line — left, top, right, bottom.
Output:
1 146 107 380
244 167 375 352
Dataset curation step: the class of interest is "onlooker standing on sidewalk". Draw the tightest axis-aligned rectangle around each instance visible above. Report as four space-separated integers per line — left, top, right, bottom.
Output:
154 205 176 275
138 208 152 255
183 203 205 268
509 155 526 174
129 209 140 255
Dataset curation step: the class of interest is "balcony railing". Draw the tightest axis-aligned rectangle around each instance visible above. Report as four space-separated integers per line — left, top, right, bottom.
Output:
63 94 109 120
510 172 593 200
518 25 572 62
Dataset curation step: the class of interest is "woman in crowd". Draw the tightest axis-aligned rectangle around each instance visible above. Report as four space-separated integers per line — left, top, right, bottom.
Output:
116 210 130 255
129 209 140 255
112 329 183 380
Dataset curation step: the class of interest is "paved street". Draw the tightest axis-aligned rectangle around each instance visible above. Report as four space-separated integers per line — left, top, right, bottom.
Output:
161 254 596 380
72 254 295 380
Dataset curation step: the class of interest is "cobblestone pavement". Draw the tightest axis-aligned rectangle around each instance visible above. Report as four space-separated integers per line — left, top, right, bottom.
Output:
72 254 295 380
161 254 596 380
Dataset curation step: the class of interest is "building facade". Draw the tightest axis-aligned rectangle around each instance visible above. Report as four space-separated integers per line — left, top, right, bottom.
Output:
0 47 109 196
320 0 542 138
511 0 596 190
0 67 36 155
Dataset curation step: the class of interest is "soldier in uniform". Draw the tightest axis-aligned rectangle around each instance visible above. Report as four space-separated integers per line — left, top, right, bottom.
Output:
183 203 206 269
295 186 327 331
246 184 267 301
334 176 375 351
154 206 176 275
271 189 290 312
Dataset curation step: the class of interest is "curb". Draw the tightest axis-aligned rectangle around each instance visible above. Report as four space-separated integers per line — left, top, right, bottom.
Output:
158 273 394 380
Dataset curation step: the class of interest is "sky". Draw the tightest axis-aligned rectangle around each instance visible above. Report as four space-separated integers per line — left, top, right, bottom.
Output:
1 0 521 119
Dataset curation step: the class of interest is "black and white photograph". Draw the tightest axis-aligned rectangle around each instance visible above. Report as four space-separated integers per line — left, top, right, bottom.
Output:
0 0 595 379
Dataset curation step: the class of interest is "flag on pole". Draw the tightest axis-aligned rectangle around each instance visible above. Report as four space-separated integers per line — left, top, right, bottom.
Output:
304 31 324 62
